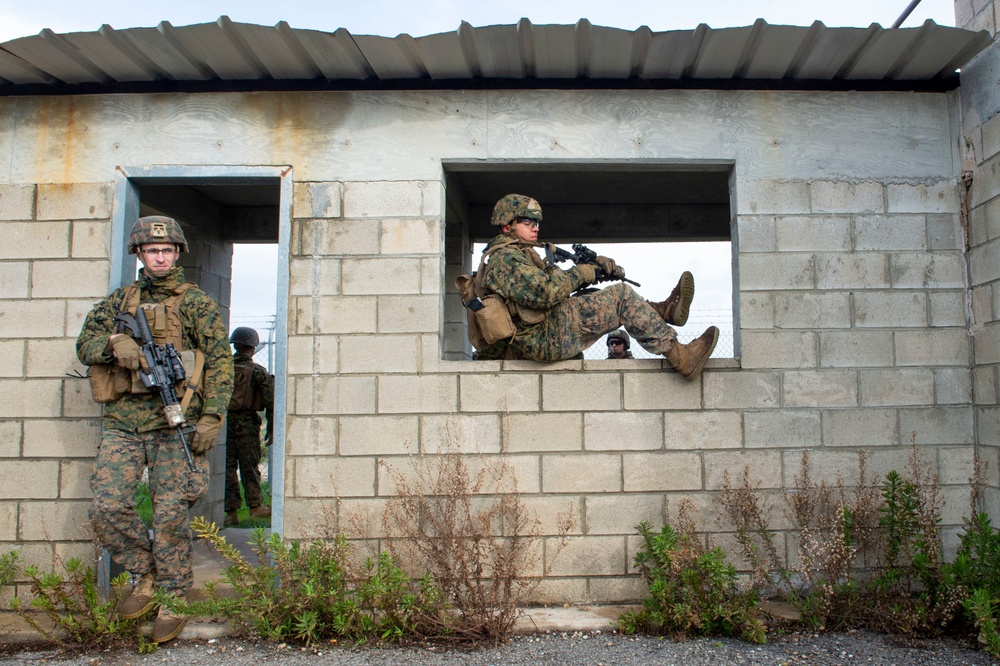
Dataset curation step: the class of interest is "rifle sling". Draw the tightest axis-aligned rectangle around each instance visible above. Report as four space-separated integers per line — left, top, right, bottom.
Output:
180 350 205 414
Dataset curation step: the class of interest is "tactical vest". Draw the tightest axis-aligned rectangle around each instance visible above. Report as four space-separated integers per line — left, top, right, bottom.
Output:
229 361 256 411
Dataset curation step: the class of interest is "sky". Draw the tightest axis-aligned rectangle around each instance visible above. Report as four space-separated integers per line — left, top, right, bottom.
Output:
1 0 961 356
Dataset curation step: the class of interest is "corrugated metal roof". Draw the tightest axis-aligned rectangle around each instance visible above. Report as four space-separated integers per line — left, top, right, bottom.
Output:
0 17 992 94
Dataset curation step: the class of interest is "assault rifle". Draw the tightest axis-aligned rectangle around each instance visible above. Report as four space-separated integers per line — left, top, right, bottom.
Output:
113 308 197 472
545 243 641 287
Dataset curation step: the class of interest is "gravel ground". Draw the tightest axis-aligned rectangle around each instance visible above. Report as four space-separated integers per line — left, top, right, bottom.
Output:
0 630 995 665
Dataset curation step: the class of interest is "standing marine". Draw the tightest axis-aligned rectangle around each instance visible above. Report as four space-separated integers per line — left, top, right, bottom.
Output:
76 216 233 643
474 194 717 378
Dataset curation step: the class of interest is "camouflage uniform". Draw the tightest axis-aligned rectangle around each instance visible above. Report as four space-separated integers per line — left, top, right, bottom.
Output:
480 234 678 362
225 352 274 513
76 266 233 597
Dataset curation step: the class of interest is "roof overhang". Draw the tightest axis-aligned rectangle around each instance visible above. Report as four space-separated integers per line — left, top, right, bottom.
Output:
0 17 992 96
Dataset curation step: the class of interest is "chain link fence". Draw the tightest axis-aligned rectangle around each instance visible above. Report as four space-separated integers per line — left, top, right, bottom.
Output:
230 316 276 373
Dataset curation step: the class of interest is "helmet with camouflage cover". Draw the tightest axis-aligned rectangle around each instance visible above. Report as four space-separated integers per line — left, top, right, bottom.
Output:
491 193 543 227
127 215 189 254
230 327 260 349
607 328 631 351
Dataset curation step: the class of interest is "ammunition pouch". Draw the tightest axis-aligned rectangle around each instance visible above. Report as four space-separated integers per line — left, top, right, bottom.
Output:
87 363 131 404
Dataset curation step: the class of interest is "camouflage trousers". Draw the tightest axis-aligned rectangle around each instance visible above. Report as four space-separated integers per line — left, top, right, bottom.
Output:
225 434 264 513
89 428 209 596
510 282 678 362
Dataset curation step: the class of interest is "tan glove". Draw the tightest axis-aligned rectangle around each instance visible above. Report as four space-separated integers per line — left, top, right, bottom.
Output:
109 335 147 371
191 414 223 454
576 263 598 284
594 256 626 280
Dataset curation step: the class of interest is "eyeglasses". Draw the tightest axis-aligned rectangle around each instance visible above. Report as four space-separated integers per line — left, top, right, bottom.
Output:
516 218 540 229
141 247 177 257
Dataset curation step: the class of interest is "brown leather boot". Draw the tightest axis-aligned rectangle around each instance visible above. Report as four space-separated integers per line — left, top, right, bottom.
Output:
152 606 187 644
648 271 695 326
118 572 157 619
223 511 239 527
665 326 719 380
249 505 272 519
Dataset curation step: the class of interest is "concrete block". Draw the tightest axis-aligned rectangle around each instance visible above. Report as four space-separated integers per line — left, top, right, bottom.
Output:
543 453 622 493
0 460 60 498
929 291 968 327
381 218 441 255
819 330 894 367
810 181 884 214
736 216 776 253
0 221 69 259
586 494 663 534
782 370 858 407
822 408 899 447
623 451 702 491
739 293 774 329
895 330 971 366
704 450 782 489
545 535 626 576
504 412 583 452
975 322 1000 365
343 181 442 218
59 459 93 499
301 218 378 256
516 495 583 536
420 414 502 454
899 407 974 445
66 299 97 339
782 449 871 487
0 420 21 457
420 256 442 295
31 261 109 298
313 296 376 334
526 578 589 606
886 181 959 214
584 411 662 451
970 240 1000 289
26 339 81 378
0 262 29 299
739 253 814 290
890 253 964 289
0 502 16 540
971 152 1000 210
543 374 621 412
859 368 935 406
295 375 376 416
339 415 419 455
741 331 817 368
0 184 34 220
928 214 961 250
936 368 973 405
974 366 998 405
704 371 781 409
62 377 101 417
379 374 457 413
342 257 422 295
339 335 419 373
664 411 742 449
815 254 890 290
623 373 704 410
460 373 540 412
293 181 343 219
745 410 821 448
294 456 376 497
23 419 99 457
286 335 314 375
774 292 851 329
18 501 91 541
854 215 927 251
285 416 338 456
36 182 112 220
0 379 62 417
775 216 851 251
937 446 976 486
589 576 655 604
736 179 810 215
312 336 341 375
0 340 23 377
854 291 927 328
377 295 439 333
984 108 1000 161
289 257 341 297
71 221 108 258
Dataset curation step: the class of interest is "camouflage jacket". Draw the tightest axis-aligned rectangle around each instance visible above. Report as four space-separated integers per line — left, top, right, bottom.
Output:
76 267 234 433
226 352 275 440
479 233 591 361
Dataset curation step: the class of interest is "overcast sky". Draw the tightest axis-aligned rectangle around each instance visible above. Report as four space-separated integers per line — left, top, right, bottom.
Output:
1 1 961 354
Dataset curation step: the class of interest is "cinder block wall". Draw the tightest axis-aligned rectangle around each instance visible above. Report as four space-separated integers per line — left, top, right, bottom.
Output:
958 3 1000 519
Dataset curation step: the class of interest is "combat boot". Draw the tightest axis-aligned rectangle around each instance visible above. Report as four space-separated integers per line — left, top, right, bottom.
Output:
118 572 156 619
151 605 187 644
223 511 239 527
648 271 695 326
249 505 272 519
665 326 719 381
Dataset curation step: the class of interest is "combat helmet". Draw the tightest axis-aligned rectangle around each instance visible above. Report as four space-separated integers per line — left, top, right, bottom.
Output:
127 216 189 254
230 327 260 349
491 193 543 227
607 328 631 351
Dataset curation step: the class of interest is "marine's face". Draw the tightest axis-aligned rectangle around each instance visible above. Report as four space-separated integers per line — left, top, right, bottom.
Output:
510 217 540 242
609 339 627 358
137 243 179 278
